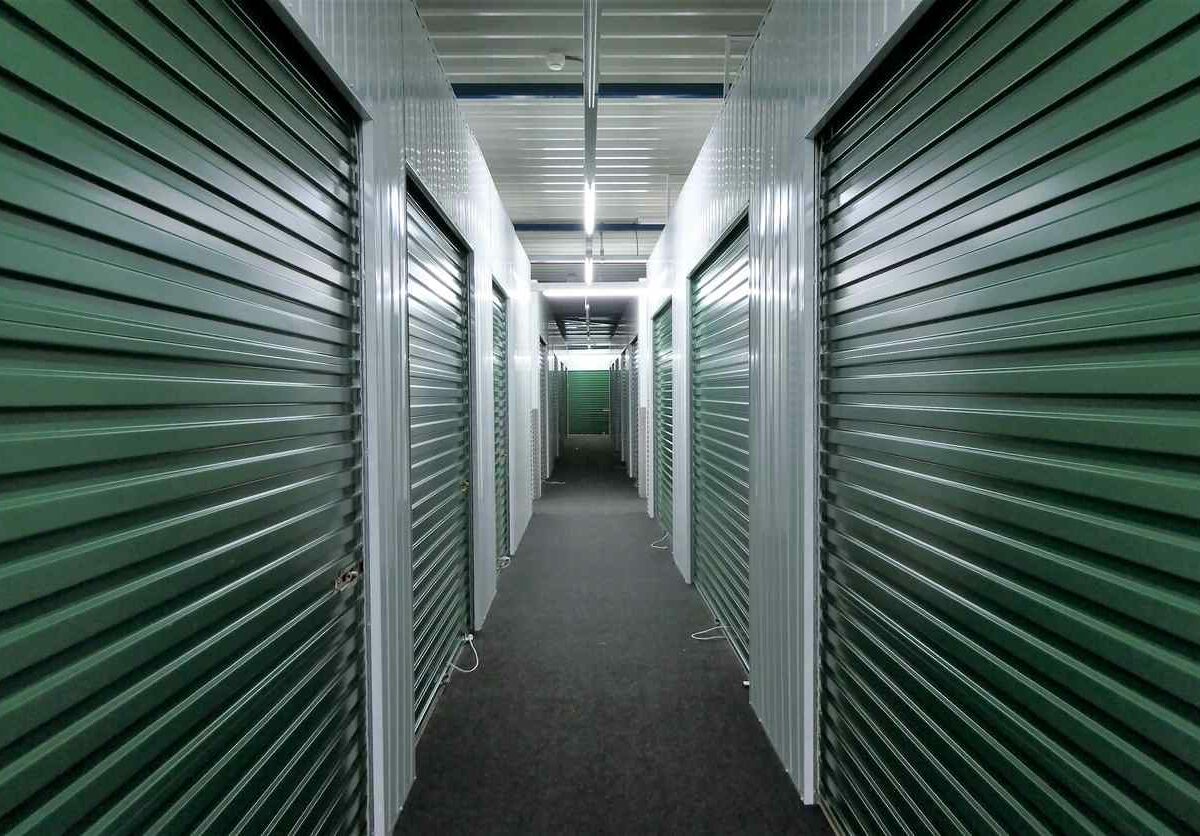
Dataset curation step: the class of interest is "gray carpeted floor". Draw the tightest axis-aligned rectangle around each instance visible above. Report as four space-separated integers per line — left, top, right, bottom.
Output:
395 435 831 836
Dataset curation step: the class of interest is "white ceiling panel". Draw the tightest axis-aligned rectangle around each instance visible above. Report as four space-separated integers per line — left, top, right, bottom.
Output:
414 0 767 344
460 97 717 223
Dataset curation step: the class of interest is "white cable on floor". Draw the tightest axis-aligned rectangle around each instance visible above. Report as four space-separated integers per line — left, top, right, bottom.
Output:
650 530 670 550
690 624 729 641
450 633 480 673
545 480 566 485
498 555 512 570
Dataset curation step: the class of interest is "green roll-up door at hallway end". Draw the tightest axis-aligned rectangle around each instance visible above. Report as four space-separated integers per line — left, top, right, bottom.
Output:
818 1 1200 833
0 0 367 831
568 370 611 435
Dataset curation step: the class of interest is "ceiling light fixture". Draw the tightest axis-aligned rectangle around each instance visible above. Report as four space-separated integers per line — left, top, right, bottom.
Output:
583 181 596 235
584 252 594 285
581 0 599 256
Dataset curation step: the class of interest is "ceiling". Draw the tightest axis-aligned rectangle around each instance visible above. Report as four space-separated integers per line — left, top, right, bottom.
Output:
414 0 767 226
524 227 658 283
413 0 769 347
545 295 637 351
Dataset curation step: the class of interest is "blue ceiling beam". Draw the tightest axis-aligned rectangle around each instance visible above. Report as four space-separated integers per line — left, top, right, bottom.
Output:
514 222 665 233
453 83 724 100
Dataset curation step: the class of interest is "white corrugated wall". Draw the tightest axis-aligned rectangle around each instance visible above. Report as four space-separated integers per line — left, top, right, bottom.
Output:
642 0 926 807
275 1 534 831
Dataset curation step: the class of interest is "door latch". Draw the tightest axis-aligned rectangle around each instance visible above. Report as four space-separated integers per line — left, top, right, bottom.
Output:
460 479 470 495
335 561 363 592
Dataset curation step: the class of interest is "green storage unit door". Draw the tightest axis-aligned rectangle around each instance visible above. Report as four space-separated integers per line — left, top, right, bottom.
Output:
568 370 611 434
653 306 674 533
691 220 751 670
610 359 621 448
539 339 548 479
549 353 559 469
406 196 471 733
559 358 568 447
493 284 509 558
819 2 1200 833
0 0 367 831
629 339 640 482
624 352 631 462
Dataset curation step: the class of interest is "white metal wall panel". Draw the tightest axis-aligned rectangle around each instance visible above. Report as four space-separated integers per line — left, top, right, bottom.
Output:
274 1 535 828
643 0 924 803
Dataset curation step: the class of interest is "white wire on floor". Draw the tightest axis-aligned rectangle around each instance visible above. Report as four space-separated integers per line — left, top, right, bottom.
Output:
650 530 670 550
690 624 729 641
450 633 480 673
498 555 512 570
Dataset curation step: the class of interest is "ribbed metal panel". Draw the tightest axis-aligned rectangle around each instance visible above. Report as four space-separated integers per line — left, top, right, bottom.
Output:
547 352 558 473
567 371 612 434
653 307 674 534
0 0 367 830
691 220 752 670
493 284 509 558
406 197 470 735
557 356 567 450
629 339 640 482
645 0 921 799
530 408 541 500
611 357 623 450
819 3 1200 833
620 351 630 464
639 407 649 498
273 0 536 823
538 339 548 479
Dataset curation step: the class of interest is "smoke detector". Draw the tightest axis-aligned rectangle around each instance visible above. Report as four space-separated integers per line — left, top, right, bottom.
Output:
545 51 567 72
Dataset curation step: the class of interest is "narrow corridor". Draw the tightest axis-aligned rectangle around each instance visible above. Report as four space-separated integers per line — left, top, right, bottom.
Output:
396 436 828 835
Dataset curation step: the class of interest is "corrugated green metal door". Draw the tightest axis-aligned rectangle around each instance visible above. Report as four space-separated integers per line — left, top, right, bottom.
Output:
819 2 1200 833
0 0 367 831
548 353 558 470
612 359 619 450
407 197 470 733
559 357 567 448
653 306 673 533
691 220 751 670
624 347 633 462
630 339 640 482
539 339 548 479
568 370 611 434
493 284 509 559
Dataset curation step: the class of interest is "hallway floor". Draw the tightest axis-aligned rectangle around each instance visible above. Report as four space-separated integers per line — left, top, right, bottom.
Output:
395 436 830 835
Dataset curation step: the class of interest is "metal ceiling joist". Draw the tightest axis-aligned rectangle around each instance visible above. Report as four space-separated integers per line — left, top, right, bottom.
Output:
452 82 725 99
515 221 664 232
